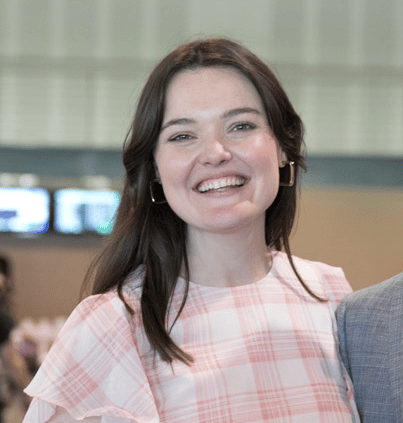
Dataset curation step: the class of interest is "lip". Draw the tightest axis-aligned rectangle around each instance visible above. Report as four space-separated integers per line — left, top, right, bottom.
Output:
193 172 249 193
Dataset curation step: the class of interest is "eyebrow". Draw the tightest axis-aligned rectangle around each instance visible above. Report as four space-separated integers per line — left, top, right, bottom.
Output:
160 107 263 132
221 107 263 119
160 118 195 132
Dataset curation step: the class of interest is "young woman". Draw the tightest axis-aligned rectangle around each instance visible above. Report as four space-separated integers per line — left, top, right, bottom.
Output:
23 38 360 422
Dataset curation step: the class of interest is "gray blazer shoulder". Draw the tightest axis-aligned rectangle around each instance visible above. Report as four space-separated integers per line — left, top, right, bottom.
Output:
336 272 403 423
339 272 403 309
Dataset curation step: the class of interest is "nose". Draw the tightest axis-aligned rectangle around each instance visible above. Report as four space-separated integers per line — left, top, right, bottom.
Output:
199 134 232 166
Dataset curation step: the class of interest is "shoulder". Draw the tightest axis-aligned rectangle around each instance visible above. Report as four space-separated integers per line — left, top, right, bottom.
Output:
60 291 132 337
47 272 146 357
338 271 403 318
65 268 144 328
26 269 146 397
336 273 403 419
27 290 139 380
24 271 158 421
273 251 352 304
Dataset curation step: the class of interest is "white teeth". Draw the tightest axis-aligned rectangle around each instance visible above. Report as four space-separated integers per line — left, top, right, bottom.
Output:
197 177 245 193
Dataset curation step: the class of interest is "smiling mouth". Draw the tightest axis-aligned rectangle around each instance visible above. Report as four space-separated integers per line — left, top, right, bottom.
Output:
196 176 246 193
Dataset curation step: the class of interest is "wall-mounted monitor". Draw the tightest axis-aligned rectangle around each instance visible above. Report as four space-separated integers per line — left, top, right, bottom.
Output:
0 187 50 234
53 189 120 235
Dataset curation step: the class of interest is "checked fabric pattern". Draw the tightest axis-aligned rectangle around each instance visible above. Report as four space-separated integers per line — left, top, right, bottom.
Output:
24 252 360 422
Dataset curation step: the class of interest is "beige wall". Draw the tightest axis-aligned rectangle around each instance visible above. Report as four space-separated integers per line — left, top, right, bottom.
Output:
4 240 100 320
2 185 403 320
290 186 403 291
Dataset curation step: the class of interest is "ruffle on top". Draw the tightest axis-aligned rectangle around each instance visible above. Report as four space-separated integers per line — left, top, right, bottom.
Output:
23 291 160 423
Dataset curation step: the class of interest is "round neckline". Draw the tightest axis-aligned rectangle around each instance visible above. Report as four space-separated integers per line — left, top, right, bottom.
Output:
181 250 278 291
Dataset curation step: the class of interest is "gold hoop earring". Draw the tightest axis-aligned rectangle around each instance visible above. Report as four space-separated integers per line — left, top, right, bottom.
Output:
279 161 295 187
150 178 167 204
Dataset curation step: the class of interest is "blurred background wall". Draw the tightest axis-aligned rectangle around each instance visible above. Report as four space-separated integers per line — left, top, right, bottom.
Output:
0 0 402 320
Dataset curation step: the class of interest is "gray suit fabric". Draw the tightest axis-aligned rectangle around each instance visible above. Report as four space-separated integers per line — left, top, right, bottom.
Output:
336 272 403 423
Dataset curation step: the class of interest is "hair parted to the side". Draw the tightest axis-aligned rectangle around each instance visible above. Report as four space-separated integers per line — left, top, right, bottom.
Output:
83 37 324 365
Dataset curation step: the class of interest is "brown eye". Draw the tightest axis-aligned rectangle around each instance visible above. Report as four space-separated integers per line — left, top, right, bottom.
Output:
232 122 256 132
168 133 194 142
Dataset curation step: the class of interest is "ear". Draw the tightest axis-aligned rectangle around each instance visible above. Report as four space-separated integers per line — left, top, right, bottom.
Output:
277 148 288 168
153 161 161 179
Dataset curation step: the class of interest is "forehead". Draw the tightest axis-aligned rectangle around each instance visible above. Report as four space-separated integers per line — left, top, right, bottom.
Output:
164 66 263 112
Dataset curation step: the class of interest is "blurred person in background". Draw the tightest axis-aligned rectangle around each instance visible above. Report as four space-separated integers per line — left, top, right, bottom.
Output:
337 271 403 423
23 38 360 422
0 255 32 422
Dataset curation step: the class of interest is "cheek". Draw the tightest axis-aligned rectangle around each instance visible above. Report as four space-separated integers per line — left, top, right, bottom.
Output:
247 142 281 173
156 146 194 182
248 148 281 196
155 149 174 180
155 153 189 201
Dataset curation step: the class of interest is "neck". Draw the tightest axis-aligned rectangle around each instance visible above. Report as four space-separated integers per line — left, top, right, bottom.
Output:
185 225 272 287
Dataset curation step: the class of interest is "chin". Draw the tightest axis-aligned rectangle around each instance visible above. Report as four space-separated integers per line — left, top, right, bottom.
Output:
198 208 265 234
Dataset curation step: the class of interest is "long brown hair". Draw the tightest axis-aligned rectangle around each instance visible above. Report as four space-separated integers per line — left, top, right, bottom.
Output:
84 38 324 365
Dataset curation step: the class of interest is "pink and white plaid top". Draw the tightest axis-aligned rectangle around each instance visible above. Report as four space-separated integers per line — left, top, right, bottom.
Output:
24 252 360 423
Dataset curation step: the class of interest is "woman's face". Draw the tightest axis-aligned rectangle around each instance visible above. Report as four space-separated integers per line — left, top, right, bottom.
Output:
154 66 286 238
